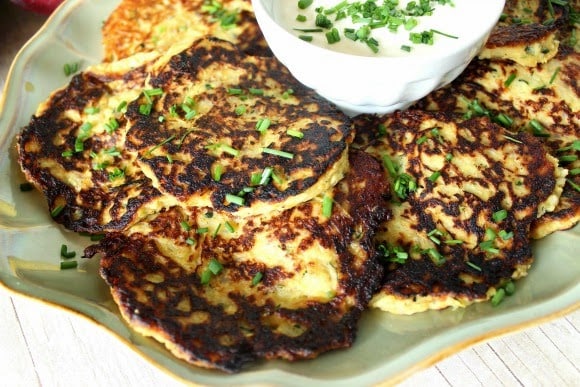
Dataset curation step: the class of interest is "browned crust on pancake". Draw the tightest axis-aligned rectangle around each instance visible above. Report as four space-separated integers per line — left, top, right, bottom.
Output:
485 23 558 49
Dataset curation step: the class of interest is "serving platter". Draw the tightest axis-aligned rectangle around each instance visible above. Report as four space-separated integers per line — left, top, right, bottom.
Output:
0 0 578 385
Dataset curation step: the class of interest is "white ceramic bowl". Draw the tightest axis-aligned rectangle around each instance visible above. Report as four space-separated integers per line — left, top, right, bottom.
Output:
252 0 505 115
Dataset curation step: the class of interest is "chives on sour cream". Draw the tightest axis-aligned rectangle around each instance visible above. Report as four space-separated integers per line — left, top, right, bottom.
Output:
275 0 471 57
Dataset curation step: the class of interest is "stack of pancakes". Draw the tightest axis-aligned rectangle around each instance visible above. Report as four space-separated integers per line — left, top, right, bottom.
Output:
16 0 578 372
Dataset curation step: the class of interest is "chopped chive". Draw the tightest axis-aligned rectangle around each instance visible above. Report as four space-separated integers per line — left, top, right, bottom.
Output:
256 117 271 132
212 164 224 182
208 258 223 275
326 28 341 44
212 223 222 238
401 45 412 52
322 194 333 218
116 100 128 113
299 35 314 42
504 281 516 295
251 272 263 286
494 113 513 128
146 135 176 156
226 193 245 206
90 234 105 241
428 171 441 182
559 154 578 163
60 244 76 259
567 178 580 192
139 103 152 115
504 73 517 87
430 29 458 39
286 129 304 139
549 67 560 84
62 150 74 157
196 227 209 234
296 14 307 22
84 106 100 115
492 209 508 222
529 119 549 137
491 288 506 306
249 87 264 95
104 118 119 133
259 167 273 185
426 248 445 265
60 260 78 270
499 230 514 240
200 269 212 285
298 0 313 10
180 220 191 231
234 105 246 115
466 261 482 271
262 147 294 159
63 62 80 76
51 205 65 218
186 237 196 245
479 240 499 254
227 87 243 95
225 222 235 233
444 239 464 245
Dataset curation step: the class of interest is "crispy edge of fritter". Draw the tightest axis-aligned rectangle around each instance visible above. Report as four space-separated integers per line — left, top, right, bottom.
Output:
479 23 560 66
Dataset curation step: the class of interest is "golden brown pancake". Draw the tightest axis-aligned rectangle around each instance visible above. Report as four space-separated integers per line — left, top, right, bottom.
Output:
86 150 390 372
101 0 270 62
353 110 564 314
124 37 353 218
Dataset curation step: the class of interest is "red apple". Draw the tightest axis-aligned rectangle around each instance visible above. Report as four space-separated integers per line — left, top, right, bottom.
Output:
10 0 64 14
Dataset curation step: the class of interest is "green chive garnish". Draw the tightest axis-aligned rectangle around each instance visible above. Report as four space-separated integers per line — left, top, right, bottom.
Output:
322 194 333 218
251 272 263 286
226 193 245 206
60 244 76 259
262 147 294 159
51 205 65 218
60 260 78 270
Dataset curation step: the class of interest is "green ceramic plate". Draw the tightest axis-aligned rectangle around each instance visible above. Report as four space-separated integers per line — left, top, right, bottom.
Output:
0 1 578 385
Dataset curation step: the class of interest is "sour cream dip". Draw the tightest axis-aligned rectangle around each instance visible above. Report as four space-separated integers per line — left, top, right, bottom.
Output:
273 0 494 57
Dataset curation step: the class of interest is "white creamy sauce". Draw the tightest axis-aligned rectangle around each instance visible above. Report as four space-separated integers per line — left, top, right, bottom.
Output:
274 0 486 57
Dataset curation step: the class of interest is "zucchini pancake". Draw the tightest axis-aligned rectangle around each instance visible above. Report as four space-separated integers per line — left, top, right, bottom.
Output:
17 52 165 233
353 110 565 314
14 0 579 374
85 150 389 372
101 0 270 62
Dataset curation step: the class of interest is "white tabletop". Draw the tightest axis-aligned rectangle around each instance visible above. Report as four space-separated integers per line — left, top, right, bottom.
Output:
1 2 578 386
